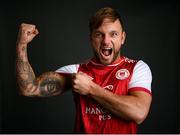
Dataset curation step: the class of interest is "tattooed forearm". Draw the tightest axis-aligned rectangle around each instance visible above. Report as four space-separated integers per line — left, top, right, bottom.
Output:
17 59 35 84
16 44 38 96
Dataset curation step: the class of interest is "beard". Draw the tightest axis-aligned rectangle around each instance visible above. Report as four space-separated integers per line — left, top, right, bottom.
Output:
93 46 121 65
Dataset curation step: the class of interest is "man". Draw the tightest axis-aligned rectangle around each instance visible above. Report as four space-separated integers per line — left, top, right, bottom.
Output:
16 7 152 134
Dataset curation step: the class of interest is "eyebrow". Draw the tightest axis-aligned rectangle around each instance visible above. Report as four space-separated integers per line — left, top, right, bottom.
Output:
110 30 119 33
93 30 119 34
93 30 102 33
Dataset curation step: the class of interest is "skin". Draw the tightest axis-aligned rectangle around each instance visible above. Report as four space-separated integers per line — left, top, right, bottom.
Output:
91 18 126 65
16 23 68 97
16 20 152 124
72 19 152 124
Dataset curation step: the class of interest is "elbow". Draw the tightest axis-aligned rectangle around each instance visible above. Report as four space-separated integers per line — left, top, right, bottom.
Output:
19 90 34 97
19 91 39 97
18 85 39 97
134 110 148 125
117 109 148 124
135 117 145 125
19 91 33 97
132 101 151 124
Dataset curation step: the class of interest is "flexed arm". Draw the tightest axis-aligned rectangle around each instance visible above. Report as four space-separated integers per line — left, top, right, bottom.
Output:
16 23 69 97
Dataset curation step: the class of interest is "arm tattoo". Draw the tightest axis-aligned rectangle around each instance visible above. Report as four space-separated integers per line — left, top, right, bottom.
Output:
39 77 61 97
16 58 36 88
16 45 37 95
37 72 64 97
16 45 64 97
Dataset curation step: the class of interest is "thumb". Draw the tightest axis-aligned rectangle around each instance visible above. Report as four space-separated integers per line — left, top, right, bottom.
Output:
31 28 39 39
79 72 93 80
34 28 39 35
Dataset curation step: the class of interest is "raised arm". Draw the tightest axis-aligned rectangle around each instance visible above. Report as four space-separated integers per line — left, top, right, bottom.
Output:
16 23 69 97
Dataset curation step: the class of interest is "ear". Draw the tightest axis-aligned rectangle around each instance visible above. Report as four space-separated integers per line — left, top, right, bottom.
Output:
121 31 126 45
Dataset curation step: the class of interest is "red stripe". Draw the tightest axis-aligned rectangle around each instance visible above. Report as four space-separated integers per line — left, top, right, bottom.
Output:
128 87 152 96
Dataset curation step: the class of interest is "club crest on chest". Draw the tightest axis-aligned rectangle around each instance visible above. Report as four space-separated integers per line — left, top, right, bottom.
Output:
115 69 130 80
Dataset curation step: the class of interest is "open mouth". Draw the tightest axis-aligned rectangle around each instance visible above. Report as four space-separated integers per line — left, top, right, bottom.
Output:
101 48 113 57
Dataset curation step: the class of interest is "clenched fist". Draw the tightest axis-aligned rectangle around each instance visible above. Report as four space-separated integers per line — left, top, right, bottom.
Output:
72 72 94 95
17 23 39 45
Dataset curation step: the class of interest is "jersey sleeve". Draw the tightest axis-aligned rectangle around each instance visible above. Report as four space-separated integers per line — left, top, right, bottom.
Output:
55 64 79 74
128 60 152 95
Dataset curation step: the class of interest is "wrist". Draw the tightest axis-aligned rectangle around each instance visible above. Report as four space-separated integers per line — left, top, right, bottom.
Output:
16 41 28 62
16 41 27 47
16 41 28 50
89 82 100 96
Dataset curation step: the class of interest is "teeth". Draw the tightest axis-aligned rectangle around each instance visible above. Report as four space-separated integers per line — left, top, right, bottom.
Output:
101 48 112 56
103 47 111 50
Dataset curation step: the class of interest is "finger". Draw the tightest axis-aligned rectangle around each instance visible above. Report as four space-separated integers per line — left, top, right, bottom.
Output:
22 23 36 28
21 23 36 34
79 71 87 75
87 75 93 80
78 72 93 80
69 73 76 85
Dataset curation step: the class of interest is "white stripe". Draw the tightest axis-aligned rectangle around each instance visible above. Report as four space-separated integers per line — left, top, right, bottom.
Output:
128 60 152 92
55 64 79 74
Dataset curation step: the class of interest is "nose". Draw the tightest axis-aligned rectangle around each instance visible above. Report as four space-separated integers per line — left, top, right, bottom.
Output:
102 34 111 45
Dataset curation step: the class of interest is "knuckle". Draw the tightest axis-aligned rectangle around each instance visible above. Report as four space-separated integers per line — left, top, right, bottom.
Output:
74 79 78 84
21 23 36 30
73 85 78 90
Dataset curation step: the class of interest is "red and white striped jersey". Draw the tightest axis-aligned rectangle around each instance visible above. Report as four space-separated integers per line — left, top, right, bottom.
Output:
56 56 152 134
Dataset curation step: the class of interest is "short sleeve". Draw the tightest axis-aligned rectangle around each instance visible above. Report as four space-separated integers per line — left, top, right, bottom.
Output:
55 64 79 74
128 60 152 94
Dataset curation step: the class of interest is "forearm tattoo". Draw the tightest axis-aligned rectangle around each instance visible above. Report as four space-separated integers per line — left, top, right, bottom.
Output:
16 45 37 93
16 45 63 97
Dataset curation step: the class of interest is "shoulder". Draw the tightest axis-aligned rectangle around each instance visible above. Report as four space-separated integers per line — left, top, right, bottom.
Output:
55 59 92 74
124 56 138 63
55 64 80 74
129 59 152 93
134 60 152 75
131 59 152 82
123 56 151 70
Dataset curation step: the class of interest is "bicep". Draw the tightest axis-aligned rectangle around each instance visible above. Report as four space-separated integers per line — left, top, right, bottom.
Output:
35 64 79 97
35 72 70 97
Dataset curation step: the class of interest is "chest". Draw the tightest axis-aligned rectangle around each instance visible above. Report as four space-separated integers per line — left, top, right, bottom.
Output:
78 63 135 95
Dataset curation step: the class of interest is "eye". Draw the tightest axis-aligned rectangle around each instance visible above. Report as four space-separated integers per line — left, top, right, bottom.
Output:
111 31 119 37
93 32 103 38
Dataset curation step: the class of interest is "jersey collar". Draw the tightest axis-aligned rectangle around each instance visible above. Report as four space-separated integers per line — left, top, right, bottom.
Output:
90 56 124 67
